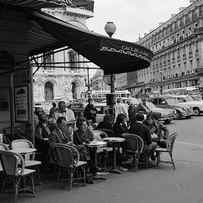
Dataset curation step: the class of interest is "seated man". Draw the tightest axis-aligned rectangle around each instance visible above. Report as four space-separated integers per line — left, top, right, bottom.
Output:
129 113 157 162
96 114 114 137
49 117 72 147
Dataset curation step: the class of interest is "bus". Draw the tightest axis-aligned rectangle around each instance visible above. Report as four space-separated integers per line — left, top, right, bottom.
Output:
90 90 131 103
163 87 202 100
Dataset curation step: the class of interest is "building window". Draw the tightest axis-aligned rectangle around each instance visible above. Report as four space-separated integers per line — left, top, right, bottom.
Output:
45 82 54 101
69 50 78 71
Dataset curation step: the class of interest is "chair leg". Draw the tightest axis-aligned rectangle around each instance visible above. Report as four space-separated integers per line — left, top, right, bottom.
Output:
14 177 20 203
30 174 36 197
1 176 6 192
35 166 41 185
156 152 160 167
169 152 176 170
69 168 73 190
132 154 138 170
57 167 61 183
83 166 86 185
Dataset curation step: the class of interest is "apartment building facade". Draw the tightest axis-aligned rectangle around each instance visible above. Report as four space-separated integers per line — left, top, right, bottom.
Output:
128 0 203 96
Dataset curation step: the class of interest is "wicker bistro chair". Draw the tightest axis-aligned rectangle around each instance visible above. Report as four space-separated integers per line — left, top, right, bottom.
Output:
11 139 42 182
0 143 9 171
0 143 9 189
11 139 41 167
155 132 177 169
53 143 87 190
0 143 9 151
0 150 35 202
121 133 144 170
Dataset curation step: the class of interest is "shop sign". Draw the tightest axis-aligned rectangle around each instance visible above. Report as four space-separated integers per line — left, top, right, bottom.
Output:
14 86 28 122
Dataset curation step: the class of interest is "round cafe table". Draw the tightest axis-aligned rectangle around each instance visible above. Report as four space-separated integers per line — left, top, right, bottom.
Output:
86 140 107 179
103 137 125 174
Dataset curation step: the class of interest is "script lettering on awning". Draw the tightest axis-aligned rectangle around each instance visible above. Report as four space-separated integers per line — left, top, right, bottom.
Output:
99 40 151 62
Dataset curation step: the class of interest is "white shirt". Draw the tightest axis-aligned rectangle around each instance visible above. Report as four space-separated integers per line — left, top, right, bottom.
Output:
114 103 129 121
55 108 75 122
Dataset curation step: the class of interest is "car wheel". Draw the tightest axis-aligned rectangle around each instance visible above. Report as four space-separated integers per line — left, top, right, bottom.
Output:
193 107 200 116
164 119 171 124
175 110 182 120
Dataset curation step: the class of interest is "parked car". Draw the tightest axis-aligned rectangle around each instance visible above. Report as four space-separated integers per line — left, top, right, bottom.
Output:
150 96 192 119
145 101 175 124
134 100 175 124
166 95 203 116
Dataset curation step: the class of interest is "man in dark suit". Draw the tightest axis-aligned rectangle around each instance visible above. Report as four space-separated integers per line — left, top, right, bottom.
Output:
49 117 72 146
129 113 157 161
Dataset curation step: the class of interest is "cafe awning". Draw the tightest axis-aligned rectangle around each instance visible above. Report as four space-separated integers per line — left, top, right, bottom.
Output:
30 11 153 74
0 1 153 74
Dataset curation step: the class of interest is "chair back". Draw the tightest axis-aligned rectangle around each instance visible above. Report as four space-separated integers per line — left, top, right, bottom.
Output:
11 139 34 160
66 144 80 166
53 144 75 168
11 139 33 149
166 132 177 152
92 130 108 140
122 133 144 154
0 150 24 176
0 143 9 151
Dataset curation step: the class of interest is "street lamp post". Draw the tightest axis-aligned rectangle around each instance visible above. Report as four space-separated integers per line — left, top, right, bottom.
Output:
104 22 116 114
84 68 91 99
160 71 163 95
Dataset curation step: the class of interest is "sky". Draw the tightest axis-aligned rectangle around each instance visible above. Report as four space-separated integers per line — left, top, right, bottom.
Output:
87 0 191 42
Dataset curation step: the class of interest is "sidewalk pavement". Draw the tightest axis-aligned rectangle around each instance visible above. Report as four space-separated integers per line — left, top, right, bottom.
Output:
1 141 203 203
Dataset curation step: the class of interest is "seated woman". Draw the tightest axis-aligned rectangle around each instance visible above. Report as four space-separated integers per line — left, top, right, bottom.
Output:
144 113 169 148
73 117 96 179
74 117 94 145
113 113 129 137
35 114 51 164
113 113 129 171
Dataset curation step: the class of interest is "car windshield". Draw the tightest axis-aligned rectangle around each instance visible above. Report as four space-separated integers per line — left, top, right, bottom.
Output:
146 101 157 109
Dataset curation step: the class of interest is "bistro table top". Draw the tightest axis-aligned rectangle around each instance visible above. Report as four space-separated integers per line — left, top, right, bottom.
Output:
9 148 37 154
86 140 107 148
103 137 125 143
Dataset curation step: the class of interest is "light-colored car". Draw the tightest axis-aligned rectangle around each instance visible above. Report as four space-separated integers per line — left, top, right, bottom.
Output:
150 96 193 119
166 95 203 116
145 101 175 123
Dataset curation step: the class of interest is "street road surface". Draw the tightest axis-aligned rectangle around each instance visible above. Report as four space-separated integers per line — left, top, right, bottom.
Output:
2 116 203 203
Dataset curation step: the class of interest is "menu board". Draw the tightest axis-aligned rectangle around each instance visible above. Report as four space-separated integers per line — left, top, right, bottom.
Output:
15 86 28 122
